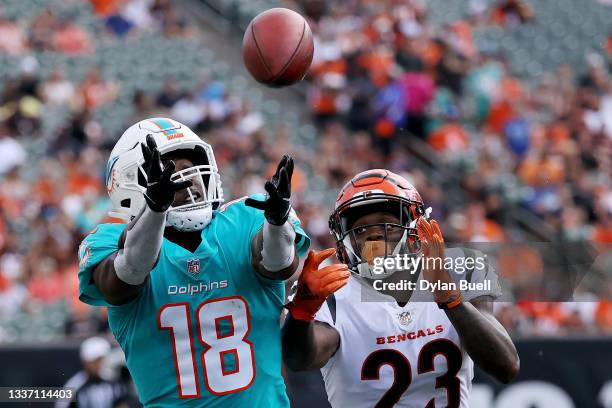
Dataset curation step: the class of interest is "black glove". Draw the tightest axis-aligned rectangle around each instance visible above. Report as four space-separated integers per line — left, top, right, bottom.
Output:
245 155 294 225
141 135 192 212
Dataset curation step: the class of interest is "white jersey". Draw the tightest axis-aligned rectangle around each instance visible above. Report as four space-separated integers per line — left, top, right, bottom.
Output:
314 248 501 408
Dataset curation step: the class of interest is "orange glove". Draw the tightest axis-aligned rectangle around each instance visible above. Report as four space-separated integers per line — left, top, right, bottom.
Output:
286 248 350 321
417 218 463 308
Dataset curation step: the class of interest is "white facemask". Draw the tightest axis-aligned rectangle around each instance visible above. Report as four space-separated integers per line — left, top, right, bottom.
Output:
166 205 213 232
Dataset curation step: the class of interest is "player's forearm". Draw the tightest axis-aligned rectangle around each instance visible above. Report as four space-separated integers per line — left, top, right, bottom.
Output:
282 315 319 370
114 206 166 285
261 221 296 271
445 302 520 384
281 315 336 371
252 222 299 280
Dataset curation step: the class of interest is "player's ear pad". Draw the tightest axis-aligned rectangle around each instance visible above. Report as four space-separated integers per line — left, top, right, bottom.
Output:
362 240 386 265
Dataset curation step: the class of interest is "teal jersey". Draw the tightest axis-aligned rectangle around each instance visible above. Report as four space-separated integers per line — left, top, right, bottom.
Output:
78 196 310 407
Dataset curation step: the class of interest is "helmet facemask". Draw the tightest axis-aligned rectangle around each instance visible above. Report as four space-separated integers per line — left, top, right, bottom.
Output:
330 195 426 279
154 145 223 232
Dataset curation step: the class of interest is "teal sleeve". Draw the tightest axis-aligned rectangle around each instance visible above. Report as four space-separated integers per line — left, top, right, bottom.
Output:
77 223 126 307
289 207 310 258
219 195 310 304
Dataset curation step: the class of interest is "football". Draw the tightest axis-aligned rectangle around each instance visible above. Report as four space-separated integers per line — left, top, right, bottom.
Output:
242 8 314 87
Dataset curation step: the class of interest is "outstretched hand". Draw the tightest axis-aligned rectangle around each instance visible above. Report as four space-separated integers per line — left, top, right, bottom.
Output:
287 248 350 321
141 135 192 212
245 155 294 225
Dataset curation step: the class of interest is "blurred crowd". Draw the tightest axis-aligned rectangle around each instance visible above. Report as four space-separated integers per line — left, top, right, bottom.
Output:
0 0 208 342
297 0 612 334
300 0 611 242
291 0 612 332
0 0 611 343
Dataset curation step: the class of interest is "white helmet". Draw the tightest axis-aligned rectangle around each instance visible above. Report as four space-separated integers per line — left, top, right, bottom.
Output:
106 118 223 231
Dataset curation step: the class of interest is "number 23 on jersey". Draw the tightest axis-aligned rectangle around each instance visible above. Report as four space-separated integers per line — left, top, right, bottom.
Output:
158 296 256 397
362 339 462 408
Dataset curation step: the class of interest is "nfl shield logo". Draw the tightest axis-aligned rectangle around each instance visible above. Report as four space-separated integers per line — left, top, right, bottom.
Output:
187 259 201 275
397 311 413 326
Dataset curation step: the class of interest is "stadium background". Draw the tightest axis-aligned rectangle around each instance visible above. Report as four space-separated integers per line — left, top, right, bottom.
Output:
0 0 610 406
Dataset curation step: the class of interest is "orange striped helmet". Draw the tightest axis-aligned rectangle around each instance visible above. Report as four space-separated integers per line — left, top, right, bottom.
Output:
329 169 426 278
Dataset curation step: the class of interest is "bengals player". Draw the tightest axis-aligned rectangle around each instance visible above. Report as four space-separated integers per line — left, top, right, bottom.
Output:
282 169 519 408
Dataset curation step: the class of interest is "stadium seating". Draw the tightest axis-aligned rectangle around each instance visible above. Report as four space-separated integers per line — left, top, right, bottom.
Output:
0 0 610 342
